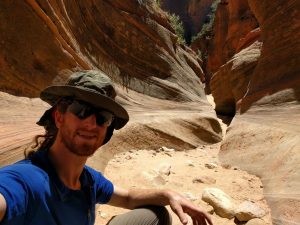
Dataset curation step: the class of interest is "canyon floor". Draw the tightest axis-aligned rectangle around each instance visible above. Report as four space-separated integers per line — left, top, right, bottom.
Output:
90 96 273 225
93 143 272 225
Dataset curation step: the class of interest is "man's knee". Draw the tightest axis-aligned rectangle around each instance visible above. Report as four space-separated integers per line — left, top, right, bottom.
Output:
107 205 172 225
145 205 172 225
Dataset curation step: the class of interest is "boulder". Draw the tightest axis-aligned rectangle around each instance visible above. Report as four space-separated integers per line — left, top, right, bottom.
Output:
235 201 266 222
158 162 172 176
202 188 235 219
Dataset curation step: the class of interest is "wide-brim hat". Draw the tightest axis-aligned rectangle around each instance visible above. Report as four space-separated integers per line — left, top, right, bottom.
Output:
37 70 129 130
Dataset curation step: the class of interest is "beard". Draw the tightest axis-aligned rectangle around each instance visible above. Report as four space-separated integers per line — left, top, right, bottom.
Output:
59 122 105 157
62 135 97 157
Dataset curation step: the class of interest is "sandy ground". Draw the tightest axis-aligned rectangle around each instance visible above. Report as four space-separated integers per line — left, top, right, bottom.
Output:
89 95 272 225
93 142 272 225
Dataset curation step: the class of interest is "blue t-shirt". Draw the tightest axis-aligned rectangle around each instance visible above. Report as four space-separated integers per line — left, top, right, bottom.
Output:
0 149 114 225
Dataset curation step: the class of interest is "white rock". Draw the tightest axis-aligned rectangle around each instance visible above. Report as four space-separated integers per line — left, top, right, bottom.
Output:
186 160 195 167
97 210 108 219
205 163 218 169
235 201 266 222
142 170 167 185
100 212 108 219
159 146 175 152
202 188 235 219
158 163 171 176
193 176 216 184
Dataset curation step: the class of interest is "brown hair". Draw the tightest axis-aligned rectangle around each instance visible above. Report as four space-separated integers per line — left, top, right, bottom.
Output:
24 123 58 159
24 99 70 159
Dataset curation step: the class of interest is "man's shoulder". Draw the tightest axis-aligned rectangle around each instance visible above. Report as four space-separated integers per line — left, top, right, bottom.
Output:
0 160 49 187
1 159 44 173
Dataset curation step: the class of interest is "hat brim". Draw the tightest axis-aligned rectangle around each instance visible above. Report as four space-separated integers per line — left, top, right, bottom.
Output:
40 85 129 129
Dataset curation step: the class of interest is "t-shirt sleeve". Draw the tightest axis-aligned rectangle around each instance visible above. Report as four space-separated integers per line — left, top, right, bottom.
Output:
0 166 28 223
87 168 114 204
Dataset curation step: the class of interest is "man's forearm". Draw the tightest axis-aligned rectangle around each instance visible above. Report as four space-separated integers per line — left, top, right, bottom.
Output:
108 186 173 209
126 188 173 209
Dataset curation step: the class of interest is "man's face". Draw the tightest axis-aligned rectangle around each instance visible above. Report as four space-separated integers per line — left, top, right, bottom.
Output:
56 111 108 157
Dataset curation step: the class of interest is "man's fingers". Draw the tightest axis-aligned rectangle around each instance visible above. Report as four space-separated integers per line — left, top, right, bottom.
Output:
171 202 188 224
202 212 213 225
169 194 213 225
194 213 213 225
177 209 188 224
188 206 213 225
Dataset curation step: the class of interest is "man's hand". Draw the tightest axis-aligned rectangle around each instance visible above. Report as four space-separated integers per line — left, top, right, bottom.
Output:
168 191 213 225
109 187 213 225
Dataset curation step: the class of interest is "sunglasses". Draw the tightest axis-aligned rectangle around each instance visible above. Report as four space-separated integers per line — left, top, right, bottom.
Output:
61 99 114 127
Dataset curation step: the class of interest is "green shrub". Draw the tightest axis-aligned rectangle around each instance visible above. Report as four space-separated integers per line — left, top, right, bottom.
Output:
168 13 185 44
197 50 202 60
139 0 161 9
191 0 220 42
154 0 161 8
138 0 185 44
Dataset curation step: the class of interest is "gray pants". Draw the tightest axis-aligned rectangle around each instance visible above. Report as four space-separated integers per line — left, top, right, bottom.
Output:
107 206 172 225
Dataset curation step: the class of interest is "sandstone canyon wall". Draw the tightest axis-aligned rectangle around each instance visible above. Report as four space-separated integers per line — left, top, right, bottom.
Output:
190 0 259 94
0 0 207 102
206 0 258 75
209 0 300 224
0 0 222 166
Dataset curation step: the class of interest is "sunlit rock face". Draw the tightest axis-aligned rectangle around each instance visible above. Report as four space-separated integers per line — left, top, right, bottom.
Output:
0 0 206 102
219 1 300 224
0 1 81 97
206 0 258 77
0 92 47 166
210 41 262 116
0 1 222 167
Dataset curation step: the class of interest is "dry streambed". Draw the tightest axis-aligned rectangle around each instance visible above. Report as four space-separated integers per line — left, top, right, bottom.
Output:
94 143 272 225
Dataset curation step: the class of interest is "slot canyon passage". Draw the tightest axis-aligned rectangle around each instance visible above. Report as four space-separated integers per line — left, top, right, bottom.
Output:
0 0 299 225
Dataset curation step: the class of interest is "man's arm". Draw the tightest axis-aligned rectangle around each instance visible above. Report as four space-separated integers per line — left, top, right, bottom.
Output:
0 193 7 222
108 186 213 225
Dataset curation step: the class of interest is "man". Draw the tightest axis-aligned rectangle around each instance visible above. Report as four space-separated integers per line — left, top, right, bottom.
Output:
0 70 213 225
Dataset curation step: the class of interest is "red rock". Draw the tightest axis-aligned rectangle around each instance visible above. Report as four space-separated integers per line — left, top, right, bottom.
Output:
219 1 300 224
206 0 258 76
210 41 262 115
236 28 261 52
0 0 206 102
